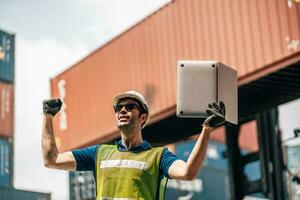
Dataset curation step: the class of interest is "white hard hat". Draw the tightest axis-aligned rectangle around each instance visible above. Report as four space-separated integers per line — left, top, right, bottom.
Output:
113 90 150 129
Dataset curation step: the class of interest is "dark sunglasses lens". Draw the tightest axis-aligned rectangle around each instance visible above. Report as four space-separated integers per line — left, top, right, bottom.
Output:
114 103 138 112
114 105 122 112
125 103 136 110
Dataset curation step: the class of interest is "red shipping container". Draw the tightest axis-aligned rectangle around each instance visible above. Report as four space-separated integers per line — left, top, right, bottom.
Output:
0 82 14 138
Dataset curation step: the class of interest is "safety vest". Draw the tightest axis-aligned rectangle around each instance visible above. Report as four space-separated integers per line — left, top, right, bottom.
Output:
95 144 167 200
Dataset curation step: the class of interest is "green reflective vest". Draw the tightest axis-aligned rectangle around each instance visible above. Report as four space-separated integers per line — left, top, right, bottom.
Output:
95 144 167 200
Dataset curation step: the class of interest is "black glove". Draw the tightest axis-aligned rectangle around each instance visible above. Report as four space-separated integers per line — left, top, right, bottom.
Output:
43 98 62 116
203 101 226 128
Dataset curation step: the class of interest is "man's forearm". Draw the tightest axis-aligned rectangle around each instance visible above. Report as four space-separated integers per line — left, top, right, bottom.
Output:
42 115 59 167
185 125 213 179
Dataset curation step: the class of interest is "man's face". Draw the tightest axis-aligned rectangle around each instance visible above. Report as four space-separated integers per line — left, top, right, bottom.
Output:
114 98 147 130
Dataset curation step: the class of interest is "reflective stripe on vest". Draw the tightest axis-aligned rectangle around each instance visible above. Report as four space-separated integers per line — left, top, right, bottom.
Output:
100 160 148 170
100 198 136 200
95 144 166 200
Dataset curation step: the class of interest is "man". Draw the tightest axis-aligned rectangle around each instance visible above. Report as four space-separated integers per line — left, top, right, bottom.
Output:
42 90 226 200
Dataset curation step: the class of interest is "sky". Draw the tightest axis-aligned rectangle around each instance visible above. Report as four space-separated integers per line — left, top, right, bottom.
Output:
0 0 170 199
0 0 300 200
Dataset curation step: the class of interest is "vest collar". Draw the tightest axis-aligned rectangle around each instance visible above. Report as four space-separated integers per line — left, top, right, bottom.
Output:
115 139 152 152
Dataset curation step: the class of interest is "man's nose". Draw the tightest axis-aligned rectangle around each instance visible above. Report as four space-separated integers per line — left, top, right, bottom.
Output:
120 106 127 113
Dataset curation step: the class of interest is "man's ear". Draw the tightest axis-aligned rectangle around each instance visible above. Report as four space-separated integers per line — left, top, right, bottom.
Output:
140 113 147 124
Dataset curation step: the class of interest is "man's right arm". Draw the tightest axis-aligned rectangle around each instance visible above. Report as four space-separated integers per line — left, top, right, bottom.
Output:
42 98 77 171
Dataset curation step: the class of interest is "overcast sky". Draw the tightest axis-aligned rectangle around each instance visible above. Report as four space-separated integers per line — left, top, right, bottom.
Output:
1 0 299 200
0 0 170 199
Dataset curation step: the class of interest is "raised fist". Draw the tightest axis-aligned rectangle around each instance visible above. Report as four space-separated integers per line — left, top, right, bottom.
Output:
203 101 226 128
43 98 62 116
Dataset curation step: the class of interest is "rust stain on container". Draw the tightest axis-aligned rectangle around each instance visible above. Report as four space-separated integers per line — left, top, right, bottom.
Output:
51 0 300 151
0 82 14 138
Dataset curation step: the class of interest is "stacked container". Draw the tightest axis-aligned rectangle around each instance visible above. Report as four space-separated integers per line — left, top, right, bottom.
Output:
0 27 52 200
0 29 15 188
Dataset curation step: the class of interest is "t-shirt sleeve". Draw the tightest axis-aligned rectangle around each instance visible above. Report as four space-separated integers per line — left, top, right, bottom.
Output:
72 145 99 171
160 148 181 178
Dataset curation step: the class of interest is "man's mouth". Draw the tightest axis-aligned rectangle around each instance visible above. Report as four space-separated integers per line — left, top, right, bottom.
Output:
118 116 129 121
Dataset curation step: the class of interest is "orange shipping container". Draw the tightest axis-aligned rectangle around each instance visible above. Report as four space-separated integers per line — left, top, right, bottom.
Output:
0 82 14 138
51 0 300 152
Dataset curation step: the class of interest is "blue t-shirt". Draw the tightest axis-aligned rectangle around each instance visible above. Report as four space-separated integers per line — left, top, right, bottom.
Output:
72 140 179 180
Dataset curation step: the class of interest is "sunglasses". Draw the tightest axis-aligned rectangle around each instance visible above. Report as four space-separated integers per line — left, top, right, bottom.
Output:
113 103 140 113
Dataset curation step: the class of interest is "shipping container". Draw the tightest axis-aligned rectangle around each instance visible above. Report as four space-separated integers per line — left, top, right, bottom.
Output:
166 166 230 200
0 137 13 187
69 171 96 200
0 82 14 138
174 140 260 178
165 140 261 199
0 29 15 83
51 0 300 151
0 187 51 200
175 140 228 170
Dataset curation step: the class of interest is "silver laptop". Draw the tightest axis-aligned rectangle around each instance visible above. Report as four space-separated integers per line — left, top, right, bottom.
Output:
177 60 238 124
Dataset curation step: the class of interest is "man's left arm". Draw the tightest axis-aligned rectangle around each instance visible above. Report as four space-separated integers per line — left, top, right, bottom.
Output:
168 102 226 180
